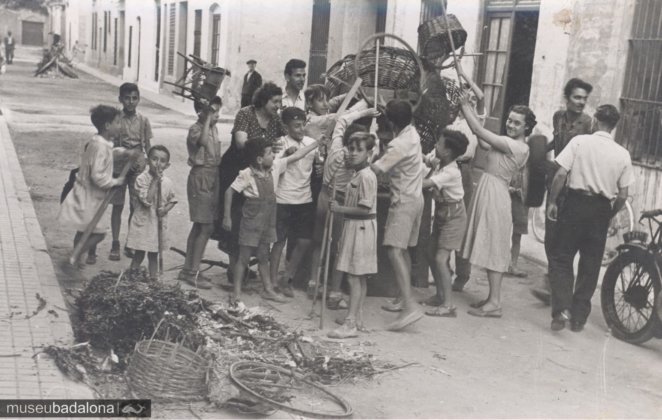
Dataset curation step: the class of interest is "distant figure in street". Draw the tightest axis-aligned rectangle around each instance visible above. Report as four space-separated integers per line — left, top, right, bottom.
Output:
58 105 127 269
547 105 634 332
282 59 306 111
178 96 224 290
4 31 14 64
241 59 262 108
531 78 594 305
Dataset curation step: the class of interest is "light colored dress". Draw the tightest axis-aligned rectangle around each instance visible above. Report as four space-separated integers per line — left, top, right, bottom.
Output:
126 171 176 253
336 167 378 276
461 140 529 272
58 134 116 234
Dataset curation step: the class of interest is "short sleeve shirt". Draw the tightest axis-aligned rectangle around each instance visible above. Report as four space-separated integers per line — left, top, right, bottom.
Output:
552 110 593 156
429 162 464 203
281 90 306 111
372 124 423 204
230 159 288 198
187 121 222 167
349 167 378 214
114 112 153 151
555 131 635 200
275 135 317 204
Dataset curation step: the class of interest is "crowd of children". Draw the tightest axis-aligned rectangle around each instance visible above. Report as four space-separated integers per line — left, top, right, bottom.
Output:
59 64 539 338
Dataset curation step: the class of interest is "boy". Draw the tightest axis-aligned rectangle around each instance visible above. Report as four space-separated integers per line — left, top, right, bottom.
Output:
270 107 317 297
371 99 425 331
508 167 529 277
106 82 153 263
223 135 327 305
178 96 223 289
421 129 469 317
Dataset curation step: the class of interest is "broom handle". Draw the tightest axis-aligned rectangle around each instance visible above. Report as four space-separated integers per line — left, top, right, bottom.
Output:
320 179 338 329
310 190 332 314
69 159 133 265
374 39 380 110
439 1 463 82
157 177 164 275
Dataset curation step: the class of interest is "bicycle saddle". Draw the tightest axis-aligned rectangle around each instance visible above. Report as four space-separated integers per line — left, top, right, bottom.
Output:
639 209 662 219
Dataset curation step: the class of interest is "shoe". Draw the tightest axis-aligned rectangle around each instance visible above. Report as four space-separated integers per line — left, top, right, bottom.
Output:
387 308 424 331
124 246 134 258
551 310 570 331
328 319 358 339
177 269 192 281
425 306 457 318
531 288 551 306
419 295 444 307
570 321 585 332
507 266 528 278
327 294 348 310
109 241 121 261
467 307 502 318
469 298 488 309
85 253 97 265
261 290 288 303
452 276 469 292
381 300 403 312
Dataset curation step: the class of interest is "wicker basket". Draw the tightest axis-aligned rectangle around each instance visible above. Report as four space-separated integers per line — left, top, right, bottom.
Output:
354 44 421 91
418 15 467 66
126 320 211 402
324 54 358 98
413 72 462 153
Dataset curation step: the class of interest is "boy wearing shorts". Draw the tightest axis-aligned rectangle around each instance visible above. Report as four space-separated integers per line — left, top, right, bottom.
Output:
371 99 425 331
508 167 529 277
269 107 317 297
178 96 223 289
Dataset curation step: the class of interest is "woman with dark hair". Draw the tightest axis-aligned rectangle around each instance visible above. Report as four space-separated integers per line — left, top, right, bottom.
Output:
459 95 536 318
214 82 286 280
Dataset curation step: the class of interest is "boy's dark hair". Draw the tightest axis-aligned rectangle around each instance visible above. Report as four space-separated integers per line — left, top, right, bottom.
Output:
343 123 367 146
244 136 271 166
594 104 620 130
440 129 469 160
304 84 329 104
284 59 306 76
347 132 376 151
119 82 139 97
385 99 412 130
563 78 593 98
253 82 283 108
194 96 222 114
508 104 538 136
90 105 121 133
281 106 307 125
148 144 171 162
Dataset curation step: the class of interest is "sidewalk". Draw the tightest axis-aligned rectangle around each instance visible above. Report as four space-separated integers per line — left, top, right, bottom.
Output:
0 112 92 399
75 62 236 123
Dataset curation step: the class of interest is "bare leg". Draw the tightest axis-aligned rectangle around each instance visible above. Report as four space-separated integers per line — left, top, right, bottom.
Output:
386 246 416 312
358 277 368 329
427 242 444 301
77 232 106 265
270 240 287 284
285 238 312 280
234 245 254 301
483 269 504 310
147 252 158 278
189 223 213 272
183 223 201 271
346 274 361 321
510 232 522 270
131 250 146 269
256 243 275 293
436 249 453 308
111 204 123 242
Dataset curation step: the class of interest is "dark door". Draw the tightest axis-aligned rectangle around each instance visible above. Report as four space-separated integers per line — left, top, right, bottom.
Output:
22 21 43 46
307 0 330 84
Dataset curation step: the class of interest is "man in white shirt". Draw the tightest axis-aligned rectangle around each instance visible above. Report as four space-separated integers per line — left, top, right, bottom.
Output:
547 104 635 332
282 59 306 111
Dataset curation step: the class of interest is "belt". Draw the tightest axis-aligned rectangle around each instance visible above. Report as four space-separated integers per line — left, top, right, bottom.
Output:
436 200 462 206
344 213 376 220
569 188 600 197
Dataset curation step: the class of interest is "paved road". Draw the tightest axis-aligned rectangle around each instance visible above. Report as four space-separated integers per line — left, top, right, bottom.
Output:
1 48 661 417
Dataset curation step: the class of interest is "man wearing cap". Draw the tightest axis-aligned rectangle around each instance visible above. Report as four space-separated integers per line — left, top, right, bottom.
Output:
241 59 262 108
546 104 634 333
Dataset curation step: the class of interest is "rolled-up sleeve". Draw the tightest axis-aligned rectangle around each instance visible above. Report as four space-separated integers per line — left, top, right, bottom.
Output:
618 158 635 189
555 137 578 171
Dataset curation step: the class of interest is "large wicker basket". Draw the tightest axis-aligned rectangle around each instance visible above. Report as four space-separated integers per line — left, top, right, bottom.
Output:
418 15 467 67
353 44 421 92
127 336 211 402
324 54 358 99
413 72 462 153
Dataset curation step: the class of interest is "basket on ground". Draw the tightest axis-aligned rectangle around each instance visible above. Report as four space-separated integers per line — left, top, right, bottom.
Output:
418 14 467 68
127 338 211 402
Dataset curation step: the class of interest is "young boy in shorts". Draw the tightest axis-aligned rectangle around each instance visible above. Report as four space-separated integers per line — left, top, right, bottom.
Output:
269 107 318 297
508 167 529 277
178 96 223 289
106 82 153 262
371 99 425 331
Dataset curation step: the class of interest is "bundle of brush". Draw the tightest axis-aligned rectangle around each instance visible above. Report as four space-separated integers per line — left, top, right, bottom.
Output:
74 268 205 365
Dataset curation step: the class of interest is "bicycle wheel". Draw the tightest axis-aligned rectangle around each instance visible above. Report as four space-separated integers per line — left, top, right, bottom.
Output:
602 200 634 266
531 201 546 244
600 249 662 344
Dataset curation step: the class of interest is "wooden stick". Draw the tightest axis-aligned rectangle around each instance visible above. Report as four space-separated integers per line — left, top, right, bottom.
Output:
69 159 133 265
440 1 463 82
336 77 363 117
320 179 338 329
157 177 164 276
374 39 380 110
309 186 333 319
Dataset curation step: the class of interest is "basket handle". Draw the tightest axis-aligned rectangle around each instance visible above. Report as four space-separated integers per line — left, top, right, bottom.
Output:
353 32 425 113
149 317 168 342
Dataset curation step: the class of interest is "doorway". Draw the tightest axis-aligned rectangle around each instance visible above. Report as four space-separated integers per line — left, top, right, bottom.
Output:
307 0 330 84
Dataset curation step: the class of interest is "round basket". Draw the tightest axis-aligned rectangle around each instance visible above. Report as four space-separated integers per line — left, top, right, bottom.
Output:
413 72 462 153
127 339 211 402
324 54 358 98
418 14 467 66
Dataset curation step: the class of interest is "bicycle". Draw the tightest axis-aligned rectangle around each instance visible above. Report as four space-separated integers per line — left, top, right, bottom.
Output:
600 209 662 344
529 194 634 266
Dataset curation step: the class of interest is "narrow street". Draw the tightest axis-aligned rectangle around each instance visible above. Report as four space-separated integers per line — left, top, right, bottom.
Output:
1 48 661 418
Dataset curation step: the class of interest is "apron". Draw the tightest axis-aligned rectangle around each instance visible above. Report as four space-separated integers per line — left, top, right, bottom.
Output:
238 171 277 247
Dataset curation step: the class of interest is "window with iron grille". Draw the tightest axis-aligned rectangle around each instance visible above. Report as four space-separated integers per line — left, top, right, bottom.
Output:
618 0 662 167
167 4 176 75
420 0 445 24
193 9 202 57
211 14 221 66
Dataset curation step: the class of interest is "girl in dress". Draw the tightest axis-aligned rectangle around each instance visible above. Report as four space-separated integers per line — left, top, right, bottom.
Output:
58 105 126 268
328 132 378 338
459 91 536 318
126 145 177 280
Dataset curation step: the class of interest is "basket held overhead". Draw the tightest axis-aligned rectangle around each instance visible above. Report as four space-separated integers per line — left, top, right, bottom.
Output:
413 72 462 154
353 44 421 91
324 54 358 98
418 14 467 66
